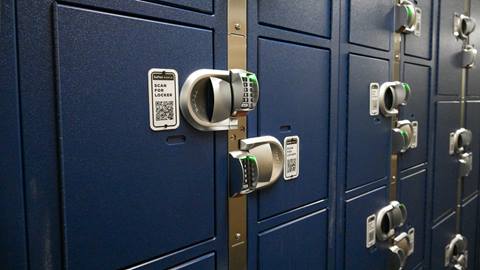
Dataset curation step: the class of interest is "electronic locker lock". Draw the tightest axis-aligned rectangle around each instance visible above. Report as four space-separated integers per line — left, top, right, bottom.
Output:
180 69 259 131
376 201 408 241
462 44 477 69
445 234 468 270
395 0 421 35
449 128 472 155
454 13 476 40
388 232 414 270
379 82 411 117
229 136 284 197
392 120 415 153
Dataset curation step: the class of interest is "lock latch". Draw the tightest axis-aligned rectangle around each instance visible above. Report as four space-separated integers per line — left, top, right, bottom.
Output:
392 120 416 153
388 231 415 270
229 136 284 197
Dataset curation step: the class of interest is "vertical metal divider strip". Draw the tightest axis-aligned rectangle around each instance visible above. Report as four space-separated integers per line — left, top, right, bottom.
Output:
227 1 248 269
455 0 471 235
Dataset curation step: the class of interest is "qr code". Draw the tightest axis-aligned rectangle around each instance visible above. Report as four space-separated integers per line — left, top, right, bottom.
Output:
155 101 174 121
286 158 296 173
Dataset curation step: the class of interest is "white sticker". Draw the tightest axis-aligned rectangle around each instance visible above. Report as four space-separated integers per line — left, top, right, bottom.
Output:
369 83 380 116
414 8 422 37
148 69 180 131
284 136 300 180
411 121 418 149
408 228 415 255
366 214 376 248
449 132 455 155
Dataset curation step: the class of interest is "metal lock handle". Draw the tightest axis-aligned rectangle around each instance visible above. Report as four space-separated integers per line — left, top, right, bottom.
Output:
454 14 477 40
462 44 477 69
379 82 411 117
395 0 418 34
388 232 414 270
376 201 408 241
449 128 472 155
229 136 284 196
180 69 259 131
459 152 473 177
392 120 415 153
445 234 468 269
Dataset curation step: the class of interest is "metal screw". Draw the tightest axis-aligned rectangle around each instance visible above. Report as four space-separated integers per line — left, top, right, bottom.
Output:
395 54 400 61
240 126 246 132
235 233 241 240
230 134 237 140
234 23 241 31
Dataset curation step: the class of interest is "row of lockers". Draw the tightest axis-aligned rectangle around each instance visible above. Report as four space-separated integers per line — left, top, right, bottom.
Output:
1 0 480 269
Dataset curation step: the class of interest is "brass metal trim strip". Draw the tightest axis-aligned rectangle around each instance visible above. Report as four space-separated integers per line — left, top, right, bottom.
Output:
227 1 248 269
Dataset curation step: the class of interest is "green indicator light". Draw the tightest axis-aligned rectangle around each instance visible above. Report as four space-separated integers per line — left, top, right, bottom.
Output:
406 5 415 18
246 155 257 162
247 74 258 84
402 83 411 93
400 130 408 138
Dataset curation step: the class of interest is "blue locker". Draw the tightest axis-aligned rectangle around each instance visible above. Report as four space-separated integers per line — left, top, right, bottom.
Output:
4 0 480 269
468 0 480 97
437 0 464 95
430 213 456 269
432 102 461 222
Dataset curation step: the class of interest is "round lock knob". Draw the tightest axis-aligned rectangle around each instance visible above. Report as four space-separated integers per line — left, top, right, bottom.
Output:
379 82 411 117
396 0 417 33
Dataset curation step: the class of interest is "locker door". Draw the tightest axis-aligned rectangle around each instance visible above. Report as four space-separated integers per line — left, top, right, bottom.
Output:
247 1 334 269
398 170 427 270
460 195 478 270
18 1 228 269
437 0 464 95
468 0 480 97
464 101 480 199
432 102 461 222
404 0 433 59
430 212 456 269
399 63 430 170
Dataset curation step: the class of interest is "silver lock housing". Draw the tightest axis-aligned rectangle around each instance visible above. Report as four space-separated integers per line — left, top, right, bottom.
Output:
393 120 415 153
449 128 472 155
379 81 411 117
445 234 468 269
454 14 476 40
395 0 418 34
462 44 477 69
229 136 284 196
376 201 408 241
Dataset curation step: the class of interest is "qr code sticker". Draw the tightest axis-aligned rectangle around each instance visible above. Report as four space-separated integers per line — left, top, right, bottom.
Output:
155 101 174 121
287 158 297 174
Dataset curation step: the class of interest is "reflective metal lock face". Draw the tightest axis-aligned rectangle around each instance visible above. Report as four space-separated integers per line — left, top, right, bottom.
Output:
395 0 420 34
392 120 415 153
462 44 477 69
379 82 411 117
229 136 284 197
454 14 477 40
445 234 468 269
180 69 259 131
376 201 408 241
